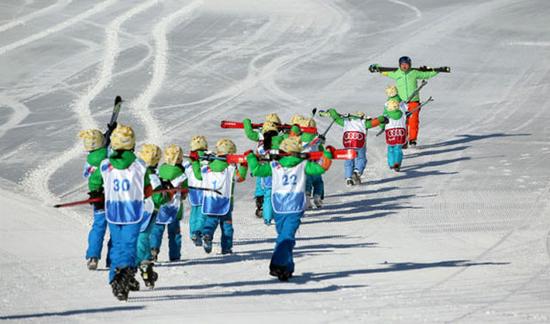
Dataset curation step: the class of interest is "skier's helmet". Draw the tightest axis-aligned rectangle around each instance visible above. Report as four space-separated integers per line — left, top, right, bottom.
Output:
399 56 412 66
164 144 183 165
110 124 135 150
78 129 104 151
265 113 281 125
279 136 302 154
354 111 366 119
138 144 162 167
385 85 398 97
190 135 208 151
386 100 400 112
216 138 237 155
262 121 279 134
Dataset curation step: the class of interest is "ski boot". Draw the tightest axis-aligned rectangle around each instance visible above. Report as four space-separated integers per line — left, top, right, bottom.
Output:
255 196 264 218
87 257 98 270
408 140 417 148
306 195 313 209
139 262 158 289
150 248 159 262
203 235 213 254
221 249 233 255
126 268 140 292
191 233 203 247
269 264 293 282
402 142 408 150
313 195 323 209
352 170 362 184
393 163 401 172
111 268 130 301
346 178 354 187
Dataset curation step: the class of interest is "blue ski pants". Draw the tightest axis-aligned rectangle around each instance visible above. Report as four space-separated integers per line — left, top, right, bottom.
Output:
271 211 302 273
108 222 140 283
387 144 403 168
150 220 182 261
344 146 367 179
203 212 233 252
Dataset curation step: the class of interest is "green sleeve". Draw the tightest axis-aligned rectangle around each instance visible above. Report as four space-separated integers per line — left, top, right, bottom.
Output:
328 108 345 127
243 119 260 142
382 70 399 79
237 164 248 180
305 161 326 176
144 168 151 187
246 153 272 177
415 70 438 79
290 124 301 135
192 160 202 180
88 169 103 192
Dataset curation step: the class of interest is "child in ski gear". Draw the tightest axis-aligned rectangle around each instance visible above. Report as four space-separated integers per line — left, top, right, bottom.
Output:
78 129 111 270
191 138 247 254
375 56 439 146
324 109 381 186
184 135 209 246
380 99 407 171
247 136 332 281
300 118 325 209
135 144 164 288
150 144 188 262
88 124 152 301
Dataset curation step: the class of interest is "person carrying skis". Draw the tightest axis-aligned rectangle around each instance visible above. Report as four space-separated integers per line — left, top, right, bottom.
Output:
88 124 152 301
150 144 188 262
243 113 290 223
322 109 381 186
379 99 408 171
246 136 332 281
299 117 325 209
135 144 164 288
78 129 111 271
372 56 439 147
191 139 248 255
183 135 209 246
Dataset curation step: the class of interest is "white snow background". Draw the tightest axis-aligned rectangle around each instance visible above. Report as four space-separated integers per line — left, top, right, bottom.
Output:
1 0 549 323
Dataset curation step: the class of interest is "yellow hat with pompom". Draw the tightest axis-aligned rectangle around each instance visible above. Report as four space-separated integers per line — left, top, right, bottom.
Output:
164 144 183 165
385 85 398 97
190 135 208 151
262 121 279 134
216 138 237 155
110 124 135 150
279 136 302 153
265 113 281 125
138 144 162 167
386 100 400 112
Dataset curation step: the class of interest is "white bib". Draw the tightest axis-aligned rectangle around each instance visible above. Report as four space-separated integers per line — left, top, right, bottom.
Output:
100 158 146 224
183 160 206 206
202 165 235 216
157 173 187 224
271 161 306 214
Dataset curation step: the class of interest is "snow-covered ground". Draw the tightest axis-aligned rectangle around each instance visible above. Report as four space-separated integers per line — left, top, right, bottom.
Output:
1 0 550 322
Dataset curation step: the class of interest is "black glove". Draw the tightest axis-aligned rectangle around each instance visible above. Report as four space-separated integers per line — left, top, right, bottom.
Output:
88 190 104 210
318 134 326 143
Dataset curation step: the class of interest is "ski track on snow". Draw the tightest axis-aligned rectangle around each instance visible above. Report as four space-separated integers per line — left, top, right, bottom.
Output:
20 1 161 207
0 0 73 33
0 95 31 139
0 0 117 56
130 0 203 145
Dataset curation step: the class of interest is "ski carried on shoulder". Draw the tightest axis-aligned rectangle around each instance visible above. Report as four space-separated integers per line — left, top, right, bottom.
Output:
212 148 357 164
369 65 451 73
53 186 222 208
220 120 317 134
103 96 123 147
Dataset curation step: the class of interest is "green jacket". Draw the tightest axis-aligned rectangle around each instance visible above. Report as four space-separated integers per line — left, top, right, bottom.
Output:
382 69 438 102
158 164 188 220
146 166 166 209
88 150 151 192
327 108 381 129
243 118 300 149
246 153 328 177
85 148 107 191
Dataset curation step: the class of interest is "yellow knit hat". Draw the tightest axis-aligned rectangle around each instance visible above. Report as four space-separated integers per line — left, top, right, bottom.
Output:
265 113 281 125
137 144 162 167
300 118 316 128
279 136 302 153
110 124 135 150
386 100 400 112
385 85 398 97
354 111 366 118
216 138 237 155
190 135 208 151
78 129 104 151
262 121 279 134
290 114 304 125
164 144 183 165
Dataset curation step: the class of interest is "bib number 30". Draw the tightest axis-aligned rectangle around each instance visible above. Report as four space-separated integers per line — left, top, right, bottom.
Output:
113 179 131 192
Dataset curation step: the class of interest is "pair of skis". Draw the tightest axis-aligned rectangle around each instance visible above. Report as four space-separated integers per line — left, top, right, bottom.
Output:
369 65 451 73
54 186 222 208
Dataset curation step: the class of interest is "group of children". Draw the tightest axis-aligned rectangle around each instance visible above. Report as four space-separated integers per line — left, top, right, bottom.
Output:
76 55 440 301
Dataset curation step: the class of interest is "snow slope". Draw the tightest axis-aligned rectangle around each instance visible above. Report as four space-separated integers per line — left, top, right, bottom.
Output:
1 0 550 322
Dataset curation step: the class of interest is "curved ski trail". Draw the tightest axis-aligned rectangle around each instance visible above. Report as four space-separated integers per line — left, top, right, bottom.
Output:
0 0 73 34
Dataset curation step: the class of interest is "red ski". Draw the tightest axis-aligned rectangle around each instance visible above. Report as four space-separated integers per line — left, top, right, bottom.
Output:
220 120 317 134
223 149 357 164
53 187 220 208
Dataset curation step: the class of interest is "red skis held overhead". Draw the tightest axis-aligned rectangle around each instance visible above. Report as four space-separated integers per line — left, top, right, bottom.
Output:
220 120 317 134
